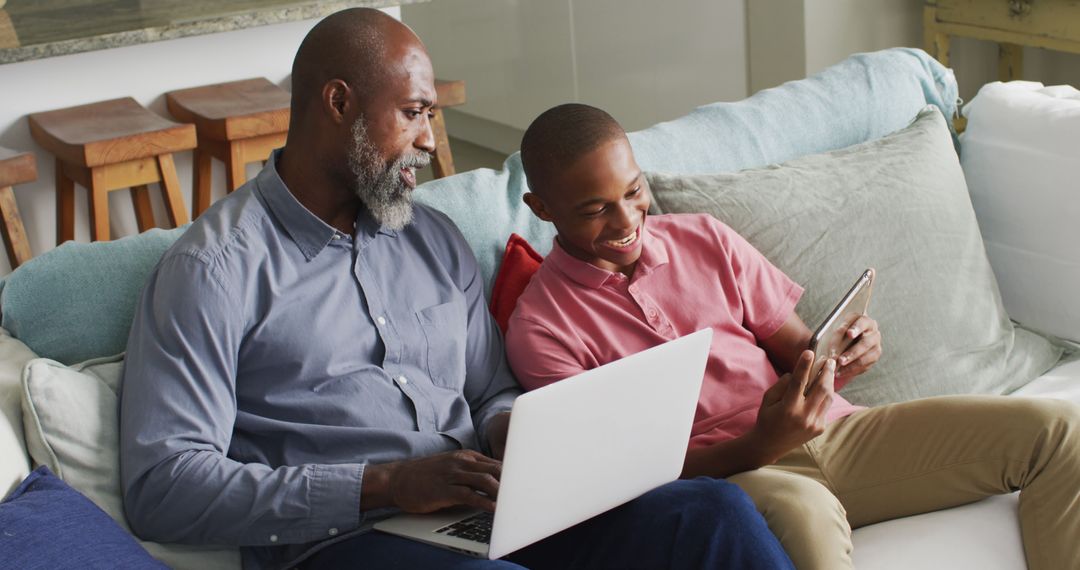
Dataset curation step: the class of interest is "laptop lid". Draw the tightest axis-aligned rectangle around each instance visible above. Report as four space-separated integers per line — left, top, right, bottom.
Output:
487 328 712 559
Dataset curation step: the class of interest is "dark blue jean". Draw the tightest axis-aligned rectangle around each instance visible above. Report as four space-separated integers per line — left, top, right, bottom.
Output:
304 477 793 569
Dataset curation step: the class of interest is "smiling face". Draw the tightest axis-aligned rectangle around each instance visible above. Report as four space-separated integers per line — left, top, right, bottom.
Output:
524 136 650 275
345 38 436 229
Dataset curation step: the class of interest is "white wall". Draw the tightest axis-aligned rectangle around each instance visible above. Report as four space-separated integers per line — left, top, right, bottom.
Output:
403 0 748 154
749 1 1080 103
0 8 399 277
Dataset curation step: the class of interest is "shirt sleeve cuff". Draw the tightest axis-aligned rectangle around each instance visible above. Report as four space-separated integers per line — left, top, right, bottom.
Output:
307 462 364 537
759 280 804 339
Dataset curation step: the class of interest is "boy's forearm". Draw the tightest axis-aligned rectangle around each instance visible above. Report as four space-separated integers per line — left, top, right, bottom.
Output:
680 430 778 479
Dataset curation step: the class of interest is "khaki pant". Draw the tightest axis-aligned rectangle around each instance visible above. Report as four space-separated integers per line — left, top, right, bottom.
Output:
728 396 1080 570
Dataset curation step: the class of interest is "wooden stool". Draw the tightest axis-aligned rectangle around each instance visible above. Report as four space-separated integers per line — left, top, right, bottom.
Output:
432 79 466 178
165 77 290 218
0 147 35 268
29 97 195 243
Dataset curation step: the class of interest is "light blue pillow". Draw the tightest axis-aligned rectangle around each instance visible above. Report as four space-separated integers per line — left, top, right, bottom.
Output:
414 47 959 295
0 227 187 365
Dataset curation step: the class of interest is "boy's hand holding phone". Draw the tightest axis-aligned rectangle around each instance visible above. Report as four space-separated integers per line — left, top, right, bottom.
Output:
835 315 882 383
749 350 836 466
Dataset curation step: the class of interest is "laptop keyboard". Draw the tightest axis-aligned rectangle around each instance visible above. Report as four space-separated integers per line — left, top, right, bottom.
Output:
436 512 493 544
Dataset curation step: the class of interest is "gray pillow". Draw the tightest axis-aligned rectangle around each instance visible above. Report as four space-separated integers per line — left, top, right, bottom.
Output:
647 108 1062 406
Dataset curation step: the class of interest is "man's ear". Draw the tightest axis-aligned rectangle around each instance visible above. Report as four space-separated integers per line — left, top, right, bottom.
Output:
322 79 351 125
523 192 554 222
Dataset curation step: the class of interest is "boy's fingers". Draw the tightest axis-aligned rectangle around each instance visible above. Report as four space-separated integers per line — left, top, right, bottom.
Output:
838 330 879 366
847 315 878 339
783 351 815 406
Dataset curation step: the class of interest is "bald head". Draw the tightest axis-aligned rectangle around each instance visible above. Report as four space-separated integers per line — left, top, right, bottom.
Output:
520 103 628 196
290 8 424 118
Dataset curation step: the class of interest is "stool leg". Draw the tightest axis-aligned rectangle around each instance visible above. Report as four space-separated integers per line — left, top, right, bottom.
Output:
157 153 190 227
192 146 213 219
226 142 246 192
430 108 456 179
88 167 110 241
130 185 155 233
56 159 76 244
0 185 32 268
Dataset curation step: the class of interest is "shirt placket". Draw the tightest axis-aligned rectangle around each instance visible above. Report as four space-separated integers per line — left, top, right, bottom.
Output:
627 278 675 338
352 234 436 432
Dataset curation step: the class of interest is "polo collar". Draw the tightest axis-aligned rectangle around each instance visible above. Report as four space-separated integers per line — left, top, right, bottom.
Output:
547 223 670 289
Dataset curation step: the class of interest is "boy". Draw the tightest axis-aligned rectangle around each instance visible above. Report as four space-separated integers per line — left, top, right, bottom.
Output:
505 103 1080 570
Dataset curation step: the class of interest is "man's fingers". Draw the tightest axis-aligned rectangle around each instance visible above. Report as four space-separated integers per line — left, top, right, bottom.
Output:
453 471 500 500
455 486 498 513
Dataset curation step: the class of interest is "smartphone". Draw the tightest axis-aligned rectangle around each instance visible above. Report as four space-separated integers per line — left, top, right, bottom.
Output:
808 268 875 385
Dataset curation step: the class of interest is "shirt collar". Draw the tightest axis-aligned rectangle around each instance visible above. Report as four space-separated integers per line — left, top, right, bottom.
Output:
546 222 670 289
255 150 396 261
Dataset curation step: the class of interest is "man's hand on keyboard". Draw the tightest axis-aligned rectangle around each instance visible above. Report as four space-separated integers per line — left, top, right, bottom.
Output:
378 450 502 513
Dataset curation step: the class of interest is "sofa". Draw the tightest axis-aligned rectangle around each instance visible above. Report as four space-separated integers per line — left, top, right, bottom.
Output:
1 48 1077 569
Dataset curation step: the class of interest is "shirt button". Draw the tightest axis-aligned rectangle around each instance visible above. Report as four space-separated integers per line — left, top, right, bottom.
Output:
397 376 408 386
328 528 338 536
648 309 658 319
376 316 386 326
269 534 278 543
333 234 342 240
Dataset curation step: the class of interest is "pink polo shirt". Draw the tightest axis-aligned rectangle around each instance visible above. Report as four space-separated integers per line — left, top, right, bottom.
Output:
505 213 863 448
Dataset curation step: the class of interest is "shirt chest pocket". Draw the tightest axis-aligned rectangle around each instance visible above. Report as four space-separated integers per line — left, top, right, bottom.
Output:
416 300 468 389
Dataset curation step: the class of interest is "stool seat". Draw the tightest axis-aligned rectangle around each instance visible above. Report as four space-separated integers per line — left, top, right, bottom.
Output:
0 146 36 268
29 98 195 243
166 77 291 141
166 78 290 218
29 97 196 168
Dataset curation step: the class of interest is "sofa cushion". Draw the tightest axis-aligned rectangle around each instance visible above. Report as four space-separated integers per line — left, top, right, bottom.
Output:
960 81 1080 344
489 233 545 334
0 466 167 569
0 226 186 365
415 47 959 296
21 355 241 569
0 329 38 498
646 108 1061 406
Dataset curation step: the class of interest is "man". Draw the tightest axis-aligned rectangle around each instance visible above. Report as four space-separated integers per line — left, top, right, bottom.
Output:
505 102 1080 570
120 9 793 570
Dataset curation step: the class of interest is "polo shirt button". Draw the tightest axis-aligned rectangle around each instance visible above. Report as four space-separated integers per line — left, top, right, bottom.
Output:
376 316 387 326
328 528 338 536
648 309 658 319
269 534 278 543
397 376 408 386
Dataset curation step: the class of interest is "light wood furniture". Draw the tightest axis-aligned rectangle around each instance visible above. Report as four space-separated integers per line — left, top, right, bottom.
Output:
432 79 466 178
165 77 290 218
29 97 195 243
925 0 1080 81
0 147 35 268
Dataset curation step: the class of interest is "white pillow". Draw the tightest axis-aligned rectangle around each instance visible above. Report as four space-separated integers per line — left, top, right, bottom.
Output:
0 328 37 498
961 81 1080 343
21 355 241 570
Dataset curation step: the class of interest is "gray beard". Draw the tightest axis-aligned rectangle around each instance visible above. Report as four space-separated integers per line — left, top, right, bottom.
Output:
347 118 431 231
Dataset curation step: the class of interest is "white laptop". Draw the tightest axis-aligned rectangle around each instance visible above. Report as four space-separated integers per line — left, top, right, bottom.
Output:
373 328 713 560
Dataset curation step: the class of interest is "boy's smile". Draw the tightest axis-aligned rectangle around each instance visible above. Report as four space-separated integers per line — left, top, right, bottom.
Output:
524 136 650 277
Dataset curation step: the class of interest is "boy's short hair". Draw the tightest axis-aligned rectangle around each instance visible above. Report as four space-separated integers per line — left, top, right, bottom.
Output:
520 103 627 195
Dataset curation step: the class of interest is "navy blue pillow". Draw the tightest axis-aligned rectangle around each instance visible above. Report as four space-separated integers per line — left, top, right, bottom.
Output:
0 466 167 569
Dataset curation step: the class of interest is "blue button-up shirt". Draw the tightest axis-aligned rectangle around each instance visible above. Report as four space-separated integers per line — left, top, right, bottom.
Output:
119 153 520 569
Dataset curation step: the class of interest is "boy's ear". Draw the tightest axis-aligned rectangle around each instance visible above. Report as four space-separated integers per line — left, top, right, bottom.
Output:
523 192 554 222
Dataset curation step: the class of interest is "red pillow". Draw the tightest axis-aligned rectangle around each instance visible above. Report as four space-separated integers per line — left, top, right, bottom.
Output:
489 233 544 334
